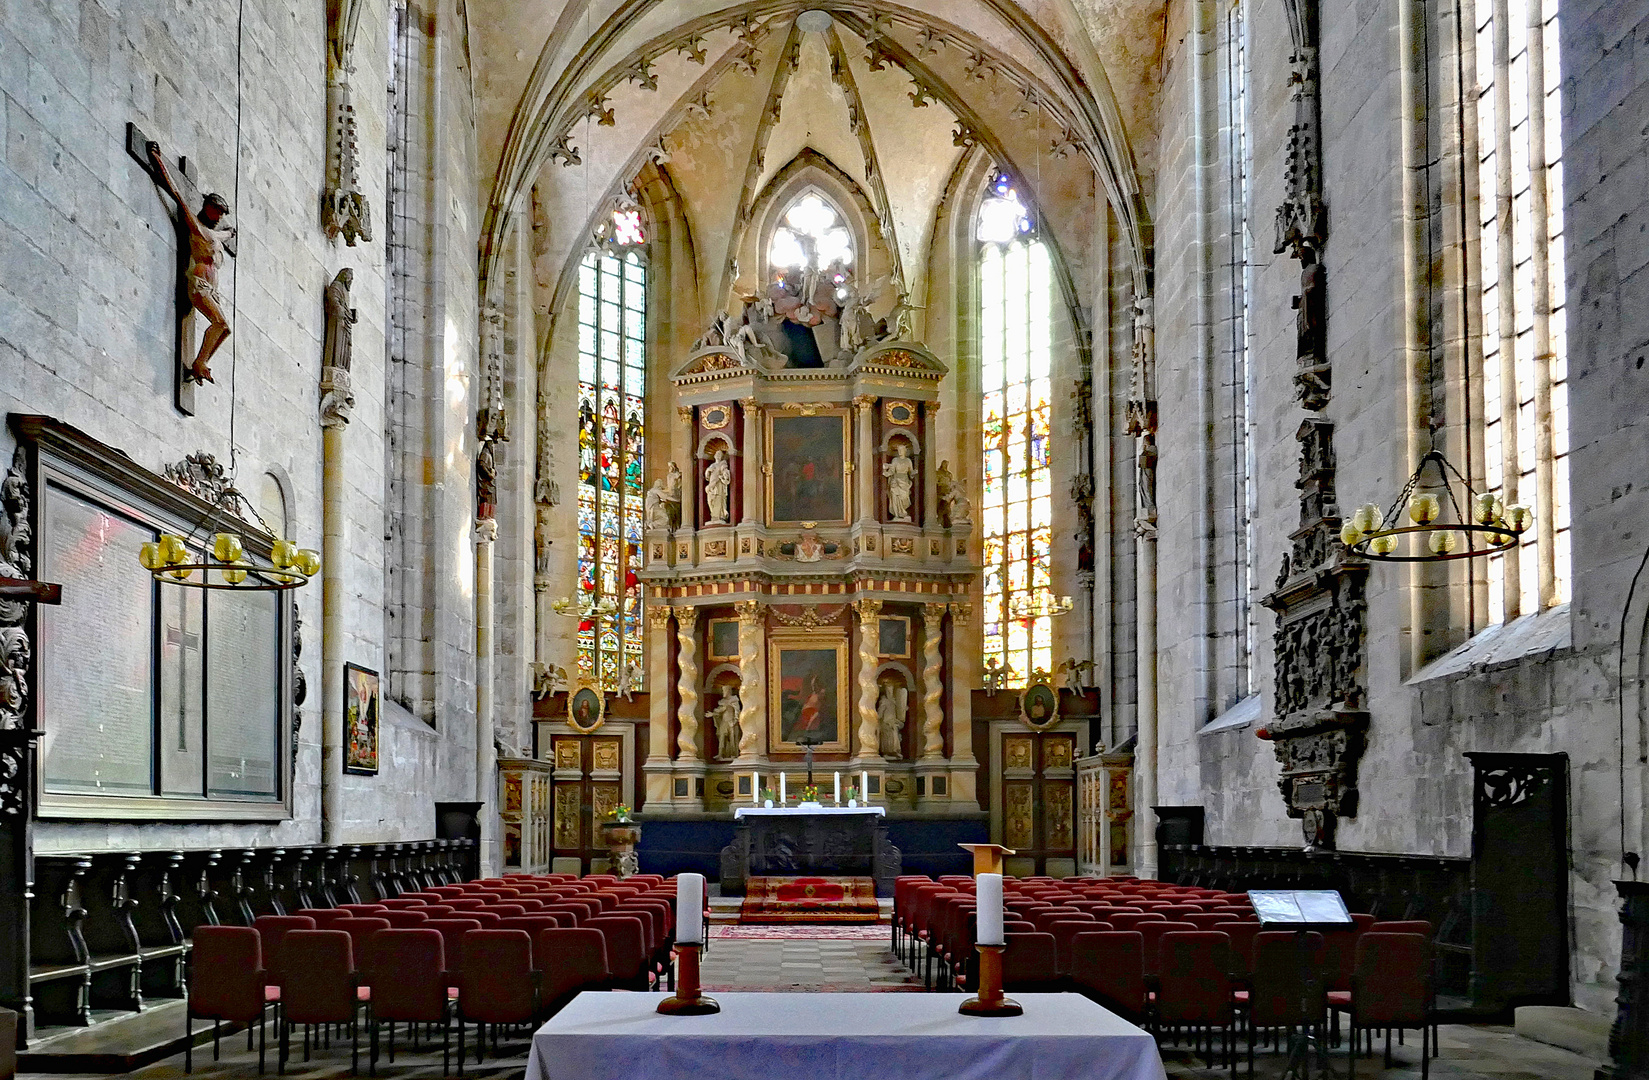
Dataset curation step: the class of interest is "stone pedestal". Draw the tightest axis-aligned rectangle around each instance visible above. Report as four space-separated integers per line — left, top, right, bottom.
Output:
599 820 642 879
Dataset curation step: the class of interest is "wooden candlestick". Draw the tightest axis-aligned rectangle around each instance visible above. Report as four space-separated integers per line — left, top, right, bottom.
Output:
657 943 720 1015
958 944 1023 1017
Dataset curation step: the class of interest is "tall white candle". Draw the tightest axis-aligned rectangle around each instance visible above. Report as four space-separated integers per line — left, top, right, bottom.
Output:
779 772 787 802
834 772 841 804
753 773 761 804
861 771 870 801
977 873 1006 946
676 872 705 945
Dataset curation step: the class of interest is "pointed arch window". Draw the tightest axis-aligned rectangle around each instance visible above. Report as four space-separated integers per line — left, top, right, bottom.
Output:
768 191 855 273
576 212 647 688
978 174 1052 686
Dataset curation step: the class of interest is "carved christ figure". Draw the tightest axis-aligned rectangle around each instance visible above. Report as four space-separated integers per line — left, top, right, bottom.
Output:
713 686 741 760
146 142 235 383
883 443 916 521
877 682 907 758
704 448 733 525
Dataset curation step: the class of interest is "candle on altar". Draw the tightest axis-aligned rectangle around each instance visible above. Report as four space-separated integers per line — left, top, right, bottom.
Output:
779 772 786 802
677 872 705 945
753 773 760 804
834 772 841 804
861 770 870 801
977 873 1006 946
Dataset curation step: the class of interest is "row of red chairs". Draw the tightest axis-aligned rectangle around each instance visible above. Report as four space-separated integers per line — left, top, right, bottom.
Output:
187 873 690 1075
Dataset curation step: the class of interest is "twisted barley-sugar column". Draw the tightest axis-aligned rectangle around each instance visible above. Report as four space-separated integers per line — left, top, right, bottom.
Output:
853 597 883 759
675 606 702 761
921 603 946 760
735 599 765 758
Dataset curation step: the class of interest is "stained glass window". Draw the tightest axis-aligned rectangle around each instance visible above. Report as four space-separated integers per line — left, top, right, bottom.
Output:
1475 0 1569 621
978 174 1051 686
769 191 854 272
577 220 647 688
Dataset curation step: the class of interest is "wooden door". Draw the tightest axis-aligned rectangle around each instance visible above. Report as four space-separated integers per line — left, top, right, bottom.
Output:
549 733 626 874
1000 730 1077 876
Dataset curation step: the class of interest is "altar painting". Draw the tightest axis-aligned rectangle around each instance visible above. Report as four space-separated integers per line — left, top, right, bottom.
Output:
768 633 849 753
344 663 379 775
766 412 850 525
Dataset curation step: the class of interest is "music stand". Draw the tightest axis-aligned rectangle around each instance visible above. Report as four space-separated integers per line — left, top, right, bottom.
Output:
1247 890 1352 1080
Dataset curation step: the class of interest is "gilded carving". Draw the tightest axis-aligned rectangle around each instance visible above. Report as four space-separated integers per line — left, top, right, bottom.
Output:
675 606 702 760
553 784 581 848
554 739 581 771
920 603 945 760
735 599 765 758
1003 735 1034 771
1004 781 1034 848
1045 735 1074 770
592 738 622 772
1045 782 1074 849
591 782 622 824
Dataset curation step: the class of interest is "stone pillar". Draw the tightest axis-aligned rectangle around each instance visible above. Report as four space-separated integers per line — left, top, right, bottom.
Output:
920 603 946 760
853 395 876 526
739 398 761 525
676 407 698 533
734 599 767 762
947 602 980 811
642 605 674 809
674 606 701 761
474 519 496 820
1135 523 1158 880
319 365 351 844
851 597 883 765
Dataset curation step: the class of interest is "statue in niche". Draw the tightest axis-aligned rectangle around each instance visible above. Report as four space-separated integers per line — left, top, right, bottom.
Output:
883 443 916 522
712 684 742 760
948 485 972 526
534 506 553 575
617 658 641 702
476 440 497 521
324 268 356 372
666 462 683 527
935 460 954 526
143 141 236 383
644 479 673 531
877 682 908 758
704 448 733 525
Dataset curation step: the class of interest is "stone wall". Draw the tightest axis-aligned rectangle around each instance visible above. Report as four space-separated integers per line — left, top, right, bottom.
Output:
1148 0 1649 1014
1 0 484 855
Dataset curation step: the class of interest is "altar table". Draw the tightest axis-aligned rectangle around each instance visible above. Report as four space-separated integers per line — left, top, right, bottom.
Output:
732 805 886 818
719 807 899 895
525 992 1169 1080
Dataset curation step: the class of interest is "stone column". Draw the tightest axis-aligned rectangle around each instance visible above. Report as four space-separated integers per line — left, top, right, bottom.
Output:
851 597 883 763
734 599 766 761
1135 521 1159 880
676 407 697 533
474 519 496 815
319 364 351 844
853 395 876 527
920 603 946 760
739 398 761 525
674 606 701 761
643 605 674 808
947 602 980 811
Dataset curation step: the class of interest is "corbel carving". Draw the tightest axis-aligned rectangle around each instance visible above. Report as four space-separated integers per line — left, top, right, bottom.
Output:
323 0 371 244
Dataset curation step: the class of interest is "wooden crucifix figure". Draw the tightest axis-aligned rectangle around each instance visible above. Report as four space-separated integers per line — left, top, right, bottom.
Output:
127 123 237 414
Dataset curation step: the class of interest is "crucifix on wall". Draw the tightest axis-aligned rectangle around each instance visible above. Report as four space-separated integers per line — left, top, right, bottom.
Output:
126 123 238 416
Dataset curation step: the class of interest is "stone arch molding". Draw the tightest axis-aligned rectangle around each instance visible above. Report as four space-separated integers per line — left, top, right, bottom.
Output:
741 152 894 298
480 1 1153 306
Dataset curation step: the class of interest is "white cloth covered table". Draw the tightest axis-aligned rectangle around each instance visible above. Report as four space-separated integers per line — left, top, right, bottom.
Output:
732 805 886 819
525 992 1168 1080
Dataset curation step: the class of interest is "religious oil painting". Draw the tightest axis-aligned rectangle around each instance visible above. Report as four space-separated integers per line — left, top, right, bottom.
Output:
567 685 605 733
1019 680 1059 730
344 663 380 775
768 632 850 753
766 412 850 525
878 615 911 658
708 618 739 661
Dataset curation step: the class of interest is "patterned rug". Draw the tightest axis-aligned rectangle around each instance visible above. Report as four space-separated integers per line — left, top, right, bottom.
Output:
711 924 890 939
738 876 882 923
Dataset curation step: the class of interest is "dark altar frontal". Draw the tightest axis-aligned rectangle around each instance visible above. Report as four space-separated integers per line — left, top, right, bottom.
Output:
719 809 901 896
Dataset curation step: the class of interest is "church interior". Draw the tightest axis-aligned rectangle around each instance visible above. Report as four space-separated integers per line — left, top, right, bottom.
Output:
1 0 1647 1076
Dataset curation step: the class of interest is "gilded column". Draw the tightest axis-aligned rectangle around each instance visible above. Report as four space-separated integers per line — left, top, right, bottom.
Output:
852 597 883 761
920 603 946 760
739 398 760 526
853 395 876 528
734 599 766 760
674 605 702 760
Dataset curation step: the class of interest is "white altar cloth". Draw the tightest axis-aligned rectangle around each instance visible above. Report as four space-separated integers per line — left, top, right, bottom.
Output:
732 805 886 819
525 992 1168 1080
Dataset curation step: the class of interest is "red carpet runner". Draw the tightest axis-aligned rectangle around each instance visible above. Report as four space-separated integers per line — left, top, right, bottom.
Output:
738 876 881 924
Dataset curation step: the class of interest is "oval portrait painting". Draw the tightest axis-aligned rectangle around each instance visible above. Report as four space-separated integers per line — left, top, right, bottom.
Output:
568 686 605 732
1020 682 1059 730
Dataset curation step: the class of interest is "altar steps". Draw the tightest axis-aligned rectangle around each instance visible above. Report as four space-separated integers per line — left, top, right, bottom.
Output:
738 876 882 924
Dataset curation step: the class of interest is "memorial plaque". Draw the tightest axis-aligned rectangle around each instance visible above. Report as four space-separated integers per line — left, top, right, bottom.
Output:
40 483 156 795
206 587 280 797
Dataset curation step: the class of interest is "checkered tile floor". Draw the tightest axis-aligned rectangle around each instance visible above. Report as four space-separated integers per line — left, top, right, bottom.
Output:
26 937 1601 1079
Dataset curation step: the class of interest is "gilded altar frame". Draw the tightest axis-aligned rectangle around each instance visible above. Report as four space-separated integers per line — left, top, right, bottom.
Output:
766 628 851 753
764 407 852 527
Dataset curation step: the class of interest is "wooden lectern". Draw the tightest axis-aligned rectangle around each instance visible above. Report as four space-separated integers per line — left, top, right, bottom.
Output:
958 843 1015 876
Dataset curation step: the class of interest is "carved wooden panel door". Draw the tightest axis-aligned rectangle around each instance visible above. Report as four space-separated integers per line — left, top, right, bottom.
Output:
549 733 625 874
1000 731 1078 877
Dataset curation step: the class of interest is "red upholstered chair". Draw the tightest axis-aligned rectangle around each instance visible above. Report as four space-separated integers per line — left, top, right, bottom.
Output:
253 915 316 1005
425 918 483 974
1110 910 1168 933
335 918 392 973
587 914 651 990
483 903 528 920
544 903 588 925
279 930 361 1075
1369 920 1431 937
498 915 564 941
338 904 390 918
1344 933 1433 1078
534 927 610 1016
1001 931 1061 993
1046 918 1099 977
1214 921 1263 985
1157 931 1237 1073
295 908 353 928
1029 907 1087 932
362 929 452 1074
381 910 429 928
377 898 428 910
444 898 486 912
1247 932 1328 1077
421 904 456 919
466 910 503 929
456 930 537 1073
187 926 268 1073
1071 930 1147 1021
1140 920 1197 981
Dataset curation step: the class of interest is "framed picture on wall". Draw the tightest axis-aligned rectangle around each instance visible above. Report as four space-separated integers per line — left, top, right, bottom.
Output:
707 617 740 661
766 410 851 525
877 615 911 658
344 663 380 775
767 630 850 753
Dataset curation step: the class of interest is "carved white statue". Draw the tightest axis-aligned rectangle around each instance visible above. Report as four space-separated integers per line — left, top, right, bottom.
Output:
644 479 672 531
617 658 642 701
883 443 916 522
935 460 955 526
713 685 742 760
704 448 733 525
877 682 908 758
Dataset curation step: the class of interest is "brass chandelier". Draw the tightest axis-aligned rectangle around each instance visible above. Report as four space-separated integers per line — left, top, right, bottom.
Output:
138 490 318 591
1342 448 1532 563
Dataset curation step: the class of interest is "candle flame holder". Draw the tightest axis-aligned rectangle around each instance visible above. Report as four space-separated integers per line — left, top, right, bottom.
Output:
959 944 1022 1017
658 943 720 1015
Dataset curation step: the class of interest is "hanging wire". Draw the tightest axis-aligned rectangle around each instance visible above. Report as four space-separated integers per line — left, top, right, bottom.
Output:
227 0 247 482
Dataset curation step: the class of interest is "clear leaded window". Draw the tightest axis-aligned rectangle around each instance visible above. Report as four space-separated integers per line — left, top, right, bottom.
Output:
978 174 1052 686
769 191 854 272
576 221 647 688
1475 0 1569 621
